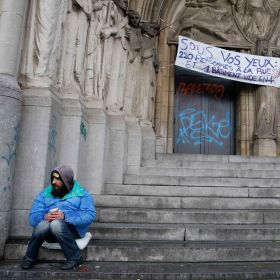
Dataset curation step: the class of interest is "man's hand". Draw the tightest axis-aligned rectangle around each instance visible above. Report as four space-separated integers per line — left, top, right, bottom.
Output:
44 210 64 222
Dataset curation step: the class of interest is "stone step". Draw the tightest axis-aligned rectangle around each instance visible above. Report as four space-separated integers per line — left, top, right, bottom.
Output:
93 223 185 241
95 195 280 210
95 194 181 208
92 223 280 241
156 153 280 163
5 240 280 263
180 197 280 210
124 174 280 187
105 184 280 198
98 208 267 224
2 260 280 280
105 184 250 197
142 159 280 170
127 166 280 178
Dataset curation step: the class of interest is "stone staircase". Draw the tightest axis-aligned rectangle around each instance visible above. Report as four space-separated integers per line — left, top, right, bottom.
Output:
4 153 280 279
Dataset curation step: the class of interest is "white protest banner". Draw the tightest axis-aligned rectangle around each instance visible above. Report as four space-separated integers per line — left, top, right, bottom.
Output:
175 35 280 88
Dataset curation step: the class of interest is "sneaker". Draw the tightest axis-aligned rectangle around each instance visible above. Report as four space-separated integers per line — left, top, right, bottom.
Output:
20 258 34 269
61 256 83 270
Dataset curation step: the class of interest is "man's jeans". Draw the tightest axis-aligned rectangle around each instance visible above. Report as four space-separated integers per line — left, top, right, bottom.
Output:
24 220 81 262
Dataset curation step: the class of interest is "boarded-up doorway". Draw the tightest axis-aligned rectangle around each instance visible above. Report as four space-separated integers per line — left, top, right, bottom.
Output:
174 67 236 155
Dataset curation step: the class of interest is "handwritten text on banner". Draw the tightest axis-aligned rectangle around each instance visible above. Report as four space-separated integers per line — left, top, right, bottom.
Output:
175 36 280 88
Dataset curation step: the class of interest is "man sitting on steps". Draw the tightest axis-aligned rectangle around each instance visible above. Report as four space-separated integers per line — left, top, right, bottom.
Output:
20 165 96 270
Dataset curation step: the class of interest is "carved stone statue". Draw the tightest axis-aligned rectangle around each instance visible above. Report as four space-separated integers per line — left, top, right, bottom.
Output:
123 10 142 117
140 23 160 72
138 23 160 125
61 0 92 93
254 86 278 140
124 15 159 123
231 0 280 154
127 10 142 62
20 0 67 87
84 0 107 98
102 0 129 114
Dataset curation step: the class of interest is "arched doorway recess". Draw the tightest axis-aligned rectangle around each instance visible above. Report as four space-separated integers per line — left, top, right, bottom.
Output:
130 0 280 156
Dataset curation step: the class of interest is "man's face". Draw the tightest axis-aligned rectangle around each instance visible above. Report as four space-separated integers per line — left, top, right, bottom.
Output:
51 172 66 197
52 177 63 189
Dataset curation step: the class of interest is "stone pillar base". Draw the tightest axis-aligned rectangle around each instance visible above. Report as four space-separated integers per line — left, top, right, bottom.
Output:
254 139 276 157
106 115 127 184
77 107 108 194
11 88 60 238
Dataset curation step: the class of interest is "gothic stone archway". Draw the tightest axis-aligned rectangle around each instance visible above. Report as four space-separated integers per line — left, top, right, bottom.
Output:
152 0 280 156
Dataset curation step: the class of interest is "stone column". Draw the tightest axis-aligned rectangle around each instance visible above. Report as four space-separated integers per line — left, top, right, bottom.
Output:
253 86 278 156
0 0 28 258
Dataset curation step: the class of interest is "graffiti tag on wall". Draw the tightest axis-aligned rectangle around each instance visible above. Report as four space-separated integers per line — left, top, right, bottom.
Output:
176 108 230 147
1 121 20 167
48 116 57 154
0 121 20 192
177 82 225 99
80 121 87 142
47 115 58 185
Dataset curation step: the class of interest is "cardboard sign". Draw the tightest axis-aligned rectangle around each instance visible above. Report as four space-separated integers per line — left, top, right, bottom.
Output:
175 36 280 88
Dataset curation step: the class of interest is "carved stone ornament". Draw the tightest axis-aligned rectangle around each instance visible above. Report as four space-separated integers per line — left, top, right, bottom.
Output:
169 0 243 46
231 0 280 44
169 0 280 49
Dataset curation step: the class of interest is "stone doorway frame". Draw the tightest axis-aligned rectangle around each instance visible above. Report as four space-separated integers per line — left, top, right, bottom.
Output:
154 32 258 156
152 0 280 157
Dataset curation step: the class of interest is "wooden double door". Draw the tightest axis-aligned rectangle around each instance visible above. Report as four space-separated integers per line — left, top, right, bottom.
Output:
174 68 236 155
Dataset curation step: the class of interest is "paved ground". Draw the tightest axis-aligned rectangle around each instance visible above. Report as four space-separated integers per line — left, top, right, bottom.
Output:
1 261 280 279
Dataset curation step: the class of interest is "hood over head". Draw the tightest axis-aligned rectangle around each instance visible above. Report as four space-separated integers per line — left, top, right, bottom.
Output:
51 165 74 191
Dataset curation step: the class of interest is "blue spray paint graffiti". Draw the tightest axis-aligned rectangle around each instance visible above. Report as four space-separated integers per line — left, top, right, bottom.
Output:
1 121 20 166
48 116 57 154
176 108 230 147
47 115 58 185
80 120 87 142
1 121 20 193
3 176 11 192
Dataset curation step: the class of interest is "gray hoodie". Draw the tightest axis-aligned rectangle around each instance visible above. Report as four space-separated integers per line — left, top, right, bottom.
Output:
51 165 74 191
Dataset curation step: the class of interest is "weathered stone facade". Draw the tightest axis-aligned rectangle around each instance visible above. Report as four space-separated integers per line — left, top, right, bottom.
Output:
1 0 280 258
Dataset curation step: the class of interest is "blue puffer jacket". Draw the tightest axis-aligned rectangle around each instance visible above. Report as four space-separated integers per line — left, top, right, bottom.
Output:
29 181 96 237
